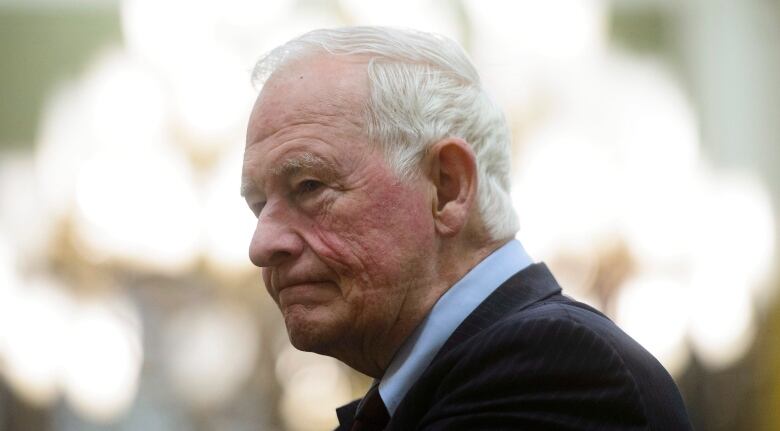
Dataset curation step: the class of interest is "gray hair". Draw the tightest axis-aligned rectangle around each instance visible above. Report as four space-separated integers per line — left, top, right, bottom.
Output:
252 26 519 240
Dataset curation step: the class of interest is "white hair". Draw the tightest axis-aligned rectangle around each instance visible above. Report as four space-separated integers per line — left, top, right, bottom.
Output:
252 26 519 240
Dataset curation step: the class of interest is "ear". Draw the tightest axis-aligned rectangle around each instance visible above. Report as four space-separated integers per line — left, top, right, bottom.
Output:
425 137 478 237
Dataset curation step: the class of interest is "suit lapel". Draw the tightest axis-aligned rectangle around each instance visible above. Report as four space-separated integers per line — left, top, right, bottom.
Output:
335 399 360 431
435 262 562 360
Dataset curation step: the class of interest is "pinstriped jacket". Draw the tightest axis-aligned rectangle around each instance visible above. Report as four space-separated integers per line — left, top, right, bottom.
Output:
336 263 692 430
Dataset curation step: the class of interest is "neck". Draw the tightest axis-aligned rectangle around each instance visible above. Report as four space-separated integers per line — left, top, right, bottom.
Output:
344 236 510 378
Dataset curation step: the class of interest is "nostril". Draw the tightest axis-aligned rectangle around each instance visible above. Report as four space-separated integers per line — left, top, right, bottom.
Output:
266 250 294 267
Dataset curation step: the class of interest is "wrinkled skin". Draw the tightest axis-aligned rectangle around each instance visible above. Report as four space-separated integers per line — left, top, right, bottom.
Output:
241 55 444 376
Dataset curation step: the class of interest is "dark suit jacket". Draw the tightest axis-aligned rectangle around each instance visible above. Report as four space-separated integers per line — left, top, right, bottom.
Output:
336 263 692 430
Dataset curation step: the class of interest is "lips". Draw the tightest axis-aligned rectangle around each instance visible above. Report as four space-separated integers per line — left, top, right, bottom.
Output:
276 277 329 292
276 280 337 309
264 266 336 300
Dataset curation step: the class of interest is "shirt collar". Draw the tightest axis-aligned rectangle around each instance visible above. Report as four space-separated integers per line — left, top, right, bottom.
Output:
378 239 532 415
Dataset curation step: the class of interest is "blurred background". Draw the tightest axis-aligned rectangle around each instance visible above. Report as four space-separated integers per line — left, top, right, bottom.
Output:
0 0 778 430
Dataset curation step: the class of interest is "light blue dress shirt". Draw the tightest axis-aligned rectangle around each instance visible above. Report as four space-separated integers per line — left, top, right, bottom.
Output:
378 239 533 415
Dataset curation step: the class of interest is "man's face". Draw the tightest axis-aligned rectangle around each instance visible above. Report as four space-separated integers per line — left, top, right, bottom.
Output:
241 55 437 360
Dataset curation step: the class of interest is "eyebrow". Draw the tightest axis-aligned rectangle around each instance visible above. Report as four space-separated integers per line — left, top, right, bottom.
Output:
240 152 339 197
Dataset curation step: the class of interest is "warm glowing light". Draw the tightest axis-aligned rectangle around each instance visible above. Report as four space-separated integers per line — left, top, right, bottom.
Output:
275 344 330 386
464 0 607 62
36 84 93 219
211 0 294 31
62 298 143 423
340 0 460 40
607 59 702 266
203 147 257 273
619 174 702 269
1 278 73 406
463 0 607 110
692 172 776 294
73 146 200 272
120 0 261 150
121 0 291 69
81 50 169 152
120 0 299 81
688 271 756 371
510 58 701 265
616 72 700 179
163 304 259 408
244 5 343 58
512 124 619 258
279 355 352 431
121 0 214 77
169 54 253 146
538 252 600 299
0 235 19 365
615 276 691 376
35 50 168 220
507 47 772 374
0 155 53 263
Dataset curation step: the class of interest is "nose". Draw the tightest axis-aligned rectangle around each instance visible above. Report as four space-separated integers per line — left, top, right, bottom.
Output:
248 202 304 268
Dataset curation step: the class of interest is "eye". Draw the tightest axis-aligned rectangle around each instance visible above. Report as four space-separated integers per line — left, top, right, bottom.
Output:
296 179 324 194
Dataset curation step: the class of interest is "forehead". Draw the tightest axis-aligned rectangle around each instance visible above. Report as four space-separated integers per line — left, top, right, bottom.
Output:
242 54 374 196
246 54 370 147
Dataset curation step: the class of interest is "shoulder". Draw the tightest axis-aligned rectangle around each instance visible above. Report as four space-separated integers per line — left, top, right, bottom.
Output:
480 297 653 374
472 297 678 400
438 298 653 406
392 297 692 430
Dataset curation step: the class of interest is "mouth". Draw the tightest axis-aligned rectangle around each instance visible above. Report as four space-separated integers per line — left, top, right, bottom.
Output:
277 278 327 292
277 281 335 308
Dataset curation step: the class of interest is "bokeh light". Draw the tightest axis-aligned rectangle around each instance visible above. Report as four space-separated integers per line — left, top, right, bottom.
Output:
691 172 776 297
202 146 258 274
340 0 460 38
73 145 201 272
0 234 19 373
163 303 259 409
1 277 74 406
62 296 143 423
688 270 757 371
276 346 354 431
615 276 691 377
0 154 53 263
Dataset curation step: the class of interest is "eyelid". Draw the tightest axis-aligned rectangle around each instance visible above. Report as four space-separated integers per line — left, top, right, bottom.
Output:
293 178 325 194
296 177 322 185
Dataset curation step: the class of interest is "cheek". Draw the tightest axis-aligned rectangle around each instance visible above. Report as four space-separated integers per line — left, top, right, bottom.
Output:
367 182 433 239
307 183 434 280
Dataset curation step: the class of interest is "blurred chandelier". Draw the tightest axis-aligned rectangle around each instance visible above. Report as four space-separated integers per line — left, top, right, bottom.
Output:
0 0 775 429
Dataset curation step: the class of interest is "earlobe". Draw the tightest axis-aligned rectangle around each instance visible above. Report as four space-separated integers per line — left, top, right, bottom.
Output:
428 138 478 237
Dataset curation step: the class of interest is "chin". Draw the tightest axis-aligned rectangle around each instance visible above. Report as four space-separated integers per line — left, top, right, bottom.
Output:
283 306 345 355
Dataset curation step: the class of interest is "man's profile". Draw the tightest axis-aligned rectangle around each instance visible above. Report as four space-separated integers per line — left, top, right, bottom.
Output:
241 26 692 430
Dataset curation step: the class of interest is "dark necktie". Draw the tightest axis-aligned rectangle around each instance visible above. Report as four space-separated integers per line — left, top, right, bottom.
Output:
351 384 390 431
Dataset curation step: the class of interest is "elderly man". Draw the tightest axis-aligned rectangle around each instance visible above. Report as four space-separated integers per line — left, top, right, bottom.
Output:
241 27 692 430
